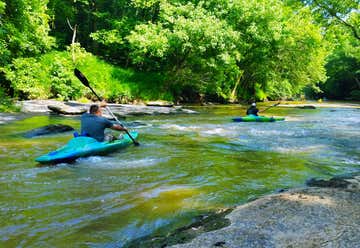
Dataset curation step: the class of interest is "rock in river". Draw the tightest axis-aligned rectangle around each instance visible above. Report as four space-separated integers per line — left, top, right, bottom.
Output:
167 173 360 248
24 124 74 138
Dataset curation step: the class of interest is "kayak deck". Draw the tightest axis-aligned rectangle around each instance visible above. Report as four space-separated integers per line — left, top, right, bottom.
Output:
35 131 138 164
232 115 285 122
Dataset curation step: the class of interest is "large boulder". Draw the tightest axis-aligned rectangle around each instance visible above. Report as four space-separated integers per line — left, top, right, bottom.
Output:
24 124 74 138
146 100 174 107
48 104 87 115
166 173 360 248
125 173 360 248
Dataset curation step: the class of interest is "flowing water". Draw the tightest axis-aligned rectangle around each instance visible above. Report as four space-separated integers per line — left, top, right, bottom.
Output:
0 104 359 247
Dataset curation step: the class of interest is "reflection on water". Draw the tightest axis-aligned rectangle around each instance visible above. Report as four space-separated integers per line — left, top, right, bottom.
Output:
0 105 359 246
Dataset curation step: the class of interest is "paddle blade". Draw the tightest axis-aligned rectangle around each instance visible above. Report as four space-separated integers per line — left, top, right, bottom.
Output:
74 68 89 87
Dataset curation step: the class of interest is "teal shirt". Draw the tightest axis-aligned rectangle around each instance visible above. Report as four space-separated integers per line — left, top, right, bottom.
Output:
80 113 113 141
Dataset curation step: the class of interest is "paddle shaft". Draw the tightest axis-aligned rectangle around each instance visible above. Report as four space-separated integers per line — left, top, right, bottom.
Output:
259 102 280 113
74 69 139 146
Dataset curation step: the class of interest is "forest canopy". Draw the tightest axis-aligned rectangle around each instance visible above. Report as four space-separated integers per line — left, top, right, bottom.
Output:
0 0 359 104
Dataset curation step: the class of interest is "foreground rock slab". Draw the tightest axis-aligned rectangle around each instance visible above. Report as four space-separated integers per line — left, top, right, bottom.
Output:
169 174 360 248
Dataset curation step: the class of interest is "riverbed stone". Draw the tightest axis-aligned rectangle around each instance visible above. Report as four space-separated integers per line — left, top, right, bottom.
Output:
167 173 360 248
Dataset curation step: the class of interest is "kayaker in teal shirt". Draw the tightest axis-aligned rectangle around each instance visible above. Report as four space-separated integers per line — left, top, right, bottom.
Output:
246 103 259 116
81 102 127 142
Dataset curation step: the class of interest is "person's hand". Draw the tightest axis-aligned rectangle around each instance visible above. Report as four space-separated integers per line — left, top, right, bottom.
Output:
99 100 107 108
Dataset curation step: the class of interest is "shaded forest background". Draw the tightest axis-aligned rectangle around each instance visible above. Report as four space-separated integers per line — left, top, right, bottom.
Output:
0 0 359 108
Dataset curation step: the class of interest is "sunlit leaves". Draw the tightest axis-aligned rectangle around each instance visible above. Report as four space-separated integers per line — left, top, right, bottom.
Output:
0 0 54 65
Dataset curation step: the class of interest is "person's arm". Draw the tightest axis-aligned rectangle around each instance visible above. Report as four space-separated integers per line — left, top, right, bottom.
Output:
110 124 128 132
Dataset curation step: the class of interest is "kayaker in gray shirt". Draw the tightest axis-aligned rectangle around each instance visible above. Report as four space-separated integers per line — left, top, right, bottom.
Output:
81 102 127 142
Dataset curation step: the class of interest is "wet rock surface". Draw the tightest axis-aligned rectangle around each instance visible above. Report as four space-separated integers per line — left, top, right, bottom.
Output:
0 113 28 124
132 173 360 248
124 208 233 248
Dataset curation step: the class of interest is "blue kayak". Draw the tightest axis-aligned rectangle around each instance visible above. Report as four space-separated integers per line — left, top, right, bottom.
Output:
232 115 285 122
35 131 138 164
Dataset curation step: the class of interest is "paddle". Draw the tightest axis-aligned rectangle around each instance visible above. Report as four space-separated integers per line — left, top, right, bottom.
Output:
259 102 281 113
74 68 140 146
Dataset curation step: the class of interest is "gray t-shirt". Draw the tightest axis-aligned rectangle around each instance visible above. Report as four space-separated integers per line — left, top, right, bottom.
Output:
80 113 113 141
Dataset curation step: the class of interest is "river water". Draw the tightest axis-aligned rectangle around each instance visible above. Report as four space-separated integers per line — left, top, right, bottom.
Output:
0 104 359 247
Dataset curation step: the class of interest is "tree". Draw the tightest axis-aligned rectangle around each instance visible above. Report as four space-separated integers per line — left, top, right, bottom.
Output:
301 0 360 40
127 2 241 101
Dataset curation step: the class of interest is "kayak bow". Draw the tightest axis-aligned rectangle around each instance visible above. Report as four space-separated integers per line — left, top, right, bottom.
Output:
35 131 138 164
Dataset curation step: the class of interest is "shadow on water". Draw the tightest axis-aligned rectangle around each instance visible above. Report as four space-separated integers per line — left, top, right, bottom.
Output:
0 104 359 247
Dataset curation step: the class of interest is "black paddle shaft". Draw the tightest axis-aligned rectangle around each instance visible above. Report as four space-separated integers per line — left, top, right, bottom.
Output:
260 102 281 113
74 68 140 146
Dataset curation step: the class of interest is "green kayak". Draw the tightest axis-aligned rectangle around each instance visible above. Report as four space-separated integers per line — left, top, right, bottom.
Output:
232 115 285 122
35 131 138 164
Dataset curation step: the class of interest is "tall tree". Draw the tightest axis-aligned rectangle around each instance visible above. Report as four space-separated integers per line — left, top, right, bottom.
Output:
302 0 359 40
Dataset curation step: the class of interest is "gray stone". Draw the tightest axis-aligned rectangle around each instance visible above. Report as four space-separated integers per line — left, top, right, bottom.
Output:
47 105 87 115
168 174 360 248
24 124 74 138
296 105 316 109
146 100 174 107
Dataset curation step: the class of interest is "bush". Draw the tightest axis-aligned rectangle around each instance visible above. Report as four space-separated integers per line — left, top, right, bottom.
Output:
2 50 85 100
2 47 170 102
349 90 360 100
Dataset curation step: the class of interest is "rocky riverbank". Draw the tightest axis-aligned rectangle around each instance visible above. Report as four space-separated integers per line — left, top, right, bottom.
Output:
17 100 198 116
125 173 360 248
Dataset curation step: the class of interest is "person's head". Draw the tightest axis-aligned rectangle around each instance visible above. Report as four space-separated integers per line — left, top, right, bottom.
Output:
251 103 256 107
89 104 102 116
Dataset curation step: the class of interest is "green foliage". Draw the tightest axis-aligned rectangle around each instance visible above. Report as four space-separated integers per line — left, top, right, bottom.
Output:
127 2 241 101
76 54 169 102
315 11 360 100
301 0 359 40
2 50 84 100
0 0 357 103
0 0 54 66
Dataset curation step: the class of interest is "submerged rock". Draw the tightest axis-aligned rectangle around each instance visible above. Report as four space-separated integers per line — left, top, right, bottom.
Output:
158 173 360 248
24 124 74 138
123 208 233 248
0 113 27 125
296 105 316 109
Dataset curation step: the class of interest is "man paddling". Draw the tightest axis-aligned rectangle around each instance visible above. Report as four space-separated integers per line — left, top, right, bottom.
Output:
81 102 127 142
246 103 259 116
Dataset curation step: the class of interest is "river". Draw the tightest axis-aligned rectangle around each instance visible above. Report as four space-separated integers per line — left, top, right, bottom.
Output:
0 104 359 247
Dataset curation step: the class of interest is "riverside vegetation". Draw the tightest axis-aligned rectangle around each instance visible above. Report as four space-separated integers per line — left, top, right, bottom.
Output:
0 0 359 111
